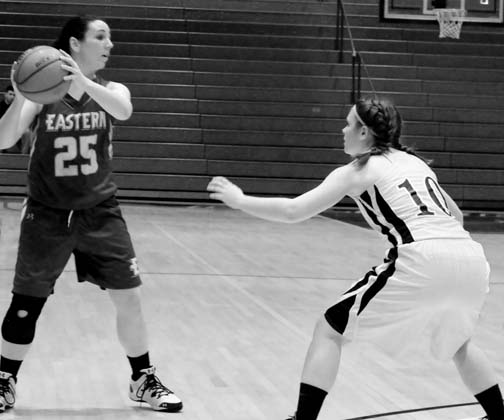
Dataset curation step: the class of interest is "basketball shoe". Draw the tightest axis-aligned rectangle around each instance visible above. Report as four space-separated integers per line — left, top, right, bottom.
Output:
0 371 15 412
285 415 296 420
129 366 182 412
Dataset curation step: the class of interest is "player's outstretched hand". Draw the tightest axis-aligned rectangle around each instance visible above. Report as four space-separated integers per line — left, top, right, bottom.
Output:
207 176 244 209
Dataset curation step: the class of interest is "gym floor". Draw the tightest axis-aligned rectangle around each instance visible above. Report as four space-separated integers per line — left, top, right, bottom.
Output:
0 199 502 420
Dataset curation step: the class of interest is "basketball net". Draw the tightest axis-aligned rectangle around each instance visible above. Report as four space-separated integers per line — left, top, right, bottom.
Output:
434 8 466 39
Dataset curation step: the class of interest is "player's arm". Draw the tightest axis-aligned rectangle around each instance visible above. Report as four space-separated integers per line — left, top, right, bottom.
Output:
440 186 464 225
0 65 41 149
207 163 365 223
59 51 133 121
83 80 132 121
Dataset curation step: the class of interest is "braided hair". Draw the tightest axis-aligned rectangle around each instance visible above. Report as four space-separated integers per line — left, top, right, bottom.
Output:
353 97 429 167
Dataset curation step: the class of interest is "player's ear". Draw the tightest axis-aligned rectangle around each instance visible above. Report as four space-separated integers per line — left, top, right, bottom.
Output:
69 37 80 53
360 126 368 138
364 125 376 140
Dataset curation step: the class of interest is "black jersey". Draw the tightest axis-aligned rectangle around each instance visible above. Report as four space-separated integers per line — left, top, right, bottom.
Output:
28 76 117 209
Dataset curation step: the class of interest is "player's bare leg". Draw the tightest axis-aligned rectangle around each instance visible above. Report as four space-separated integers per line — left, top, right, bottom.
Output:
108 287 182 412
301 316 343 391
0 294 47 412
453 340 504 420
287 316 343 420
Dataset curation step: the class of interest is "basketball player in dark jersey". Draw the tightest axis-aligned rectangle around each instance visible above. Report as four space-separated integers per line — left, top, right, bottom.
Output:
0 16 182 413
207 98 503 420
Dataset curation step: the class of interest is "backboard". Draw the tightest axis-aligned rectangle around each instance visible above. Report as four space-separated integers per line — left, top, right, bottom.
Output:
382 0 503 22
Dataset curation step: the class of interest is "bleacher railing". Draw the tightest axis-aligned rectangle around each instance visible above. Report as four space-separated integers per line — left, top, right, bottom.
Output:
336 0 361 103
321 0 376 103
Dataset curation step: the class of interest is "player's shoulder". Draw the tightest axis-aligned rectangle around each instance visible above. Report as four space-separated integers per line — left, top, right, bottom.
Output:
358 150 399 176
340 150 410 196
329 156 384 197
368 149 431 175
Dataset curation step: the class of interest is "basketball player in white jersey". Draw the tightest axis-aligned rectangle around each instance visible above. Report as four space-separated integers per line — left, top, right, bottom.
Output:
207 97 503 420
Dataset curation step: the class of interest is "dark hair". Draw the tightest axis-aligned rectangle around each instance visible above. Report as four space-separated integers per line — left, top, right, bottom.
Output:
4 85 13 92
53 15 100 54
353 97 430 167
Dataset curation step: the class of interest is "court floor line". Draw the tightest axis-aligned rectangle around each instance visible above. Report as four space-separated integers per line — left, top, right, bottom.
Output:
157 224 310 342
343 401 480 420
0 267 353 281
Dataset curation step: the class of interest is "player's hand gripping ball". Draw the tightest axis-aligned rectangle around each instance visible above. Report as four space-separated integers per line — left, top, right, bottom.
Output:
13 45 70 104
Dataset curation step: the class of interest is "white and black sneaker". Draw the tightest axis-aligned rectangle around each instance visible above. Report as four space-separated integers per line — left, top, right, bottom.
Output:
0 372 15 412
129 366 182 412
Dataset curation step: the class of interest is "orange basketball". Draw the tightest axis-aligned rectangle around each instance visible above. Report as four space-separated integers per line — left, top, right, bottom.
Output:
13 45 70 104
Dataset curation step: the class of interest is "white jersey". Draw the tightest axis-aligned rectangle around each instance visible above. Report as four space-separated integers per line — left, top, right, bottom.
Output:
351 150 470 246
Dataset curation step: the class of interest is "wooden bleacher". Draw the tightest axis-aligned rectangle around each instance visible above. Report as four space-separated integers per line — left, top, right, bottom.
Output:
0 0 503 209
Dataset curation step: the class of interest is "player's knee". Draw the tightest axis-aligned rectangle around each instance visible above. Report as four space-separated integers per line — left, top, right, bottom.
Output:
1 293 47 344
108 287 143 316
453 339 471 363
314 315 343 344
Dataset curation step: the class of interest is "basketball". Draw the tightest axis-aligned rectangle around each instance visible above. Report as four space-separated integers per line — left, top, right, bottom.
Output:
13 45 70 104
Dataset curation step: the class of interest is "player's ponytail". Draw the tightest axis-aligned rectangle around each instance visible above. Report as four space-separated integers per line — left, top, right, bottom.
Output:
353 97 430 167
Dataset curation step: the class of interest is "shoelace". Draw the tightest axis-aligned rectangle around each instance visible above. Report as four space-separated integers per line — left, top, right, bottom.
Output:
0 379 12 397
139 374 173 399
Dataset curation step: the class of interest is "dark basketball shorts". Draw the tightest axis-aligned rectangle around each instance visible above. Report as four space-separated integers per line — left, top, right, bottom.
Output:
13 196 142 298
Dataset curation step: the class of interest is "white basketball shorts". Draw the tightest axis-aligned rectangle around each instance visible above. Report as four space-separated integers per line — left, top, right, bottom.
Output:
324 238 490 361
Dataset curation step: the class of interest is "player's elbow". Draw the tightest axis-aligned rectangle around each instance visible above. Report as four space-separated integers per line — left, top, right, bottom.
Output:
0 127 23 150
114 103 133 121
0 138 19 150
283 201 308 223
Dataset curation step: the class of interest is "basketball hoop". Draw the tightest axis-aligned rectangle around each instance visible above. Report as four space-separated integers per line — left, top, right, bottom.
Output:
434 8 466 39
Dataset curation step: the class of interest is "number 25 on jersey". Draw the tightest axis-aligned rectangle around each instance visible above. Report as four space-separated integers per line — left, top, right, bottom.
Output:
54 135 99 177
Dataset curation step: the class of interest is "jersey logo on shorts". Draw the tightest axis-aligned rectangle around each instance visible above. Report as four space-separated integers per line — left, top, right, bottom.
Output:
129 258 140 277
